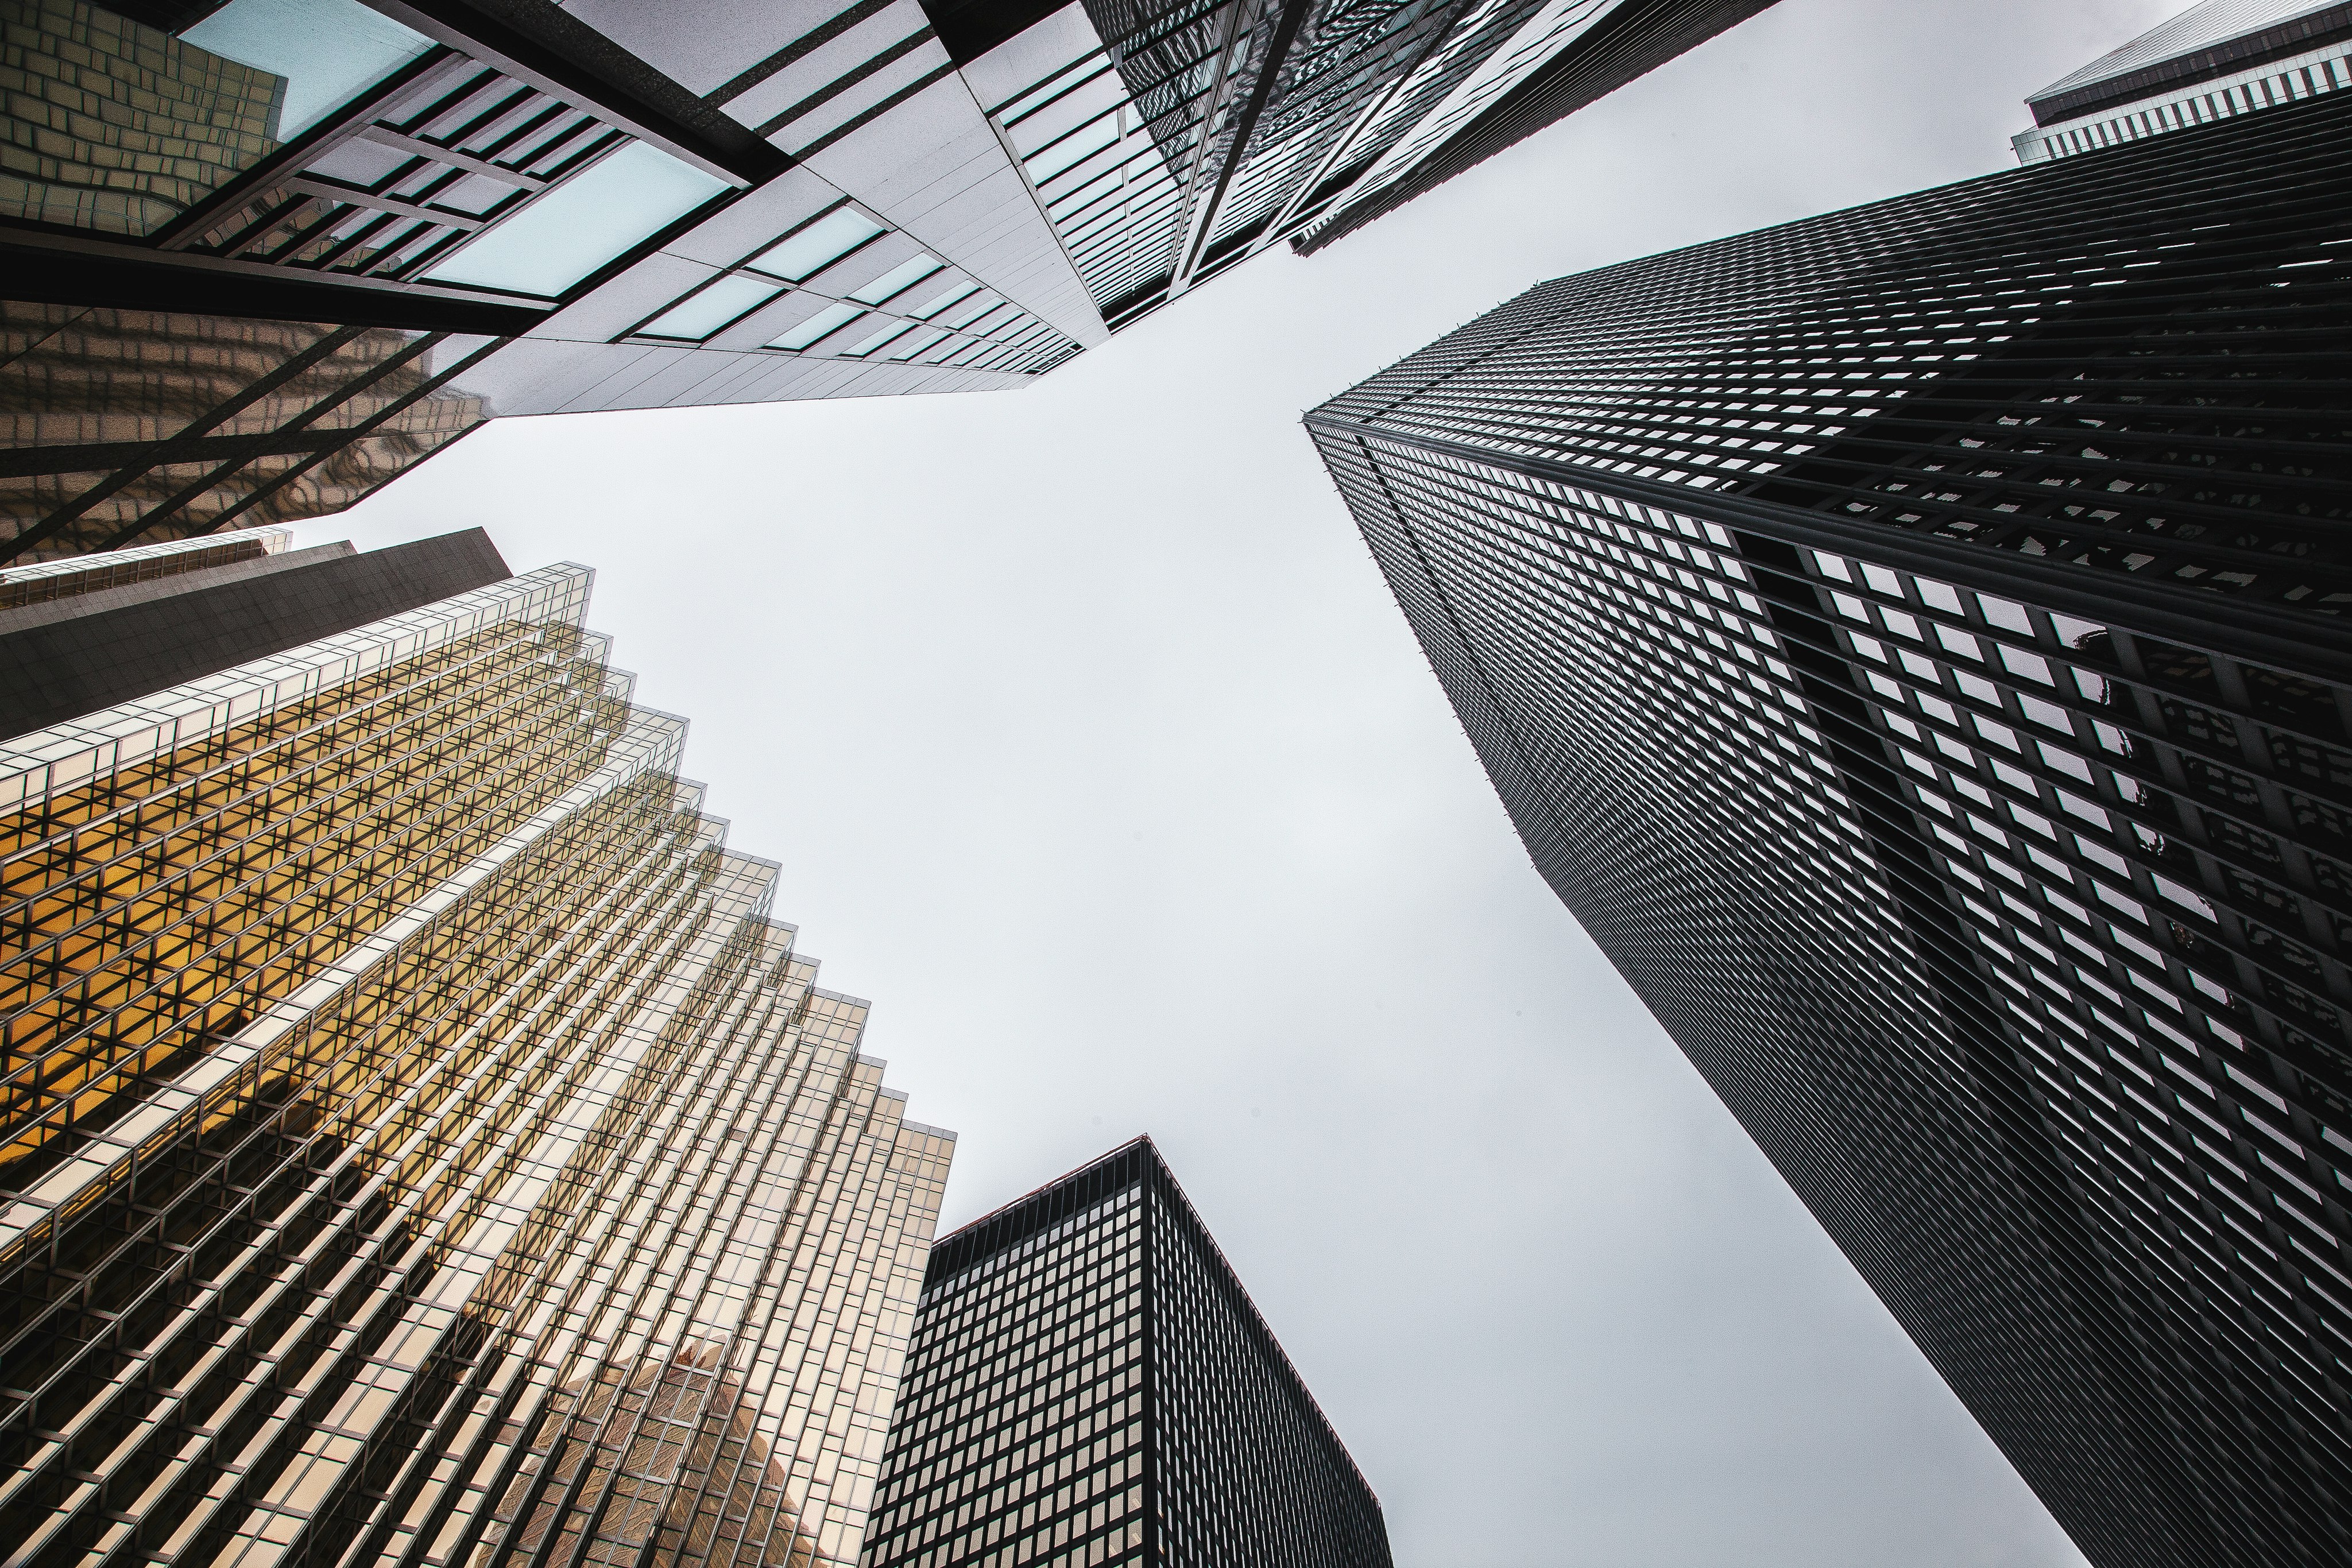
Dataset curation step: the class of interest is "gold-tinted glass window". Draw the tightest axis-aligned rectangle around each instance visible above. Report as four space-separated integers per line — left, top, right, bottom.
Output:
1 563 950 1568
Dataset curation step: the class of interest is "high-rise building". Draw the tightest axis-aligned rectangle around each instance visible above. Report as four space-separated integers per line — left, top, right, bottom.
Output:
0 521 510 734
1305 87 2352 1568
2011 0 2352 164
858 1137 1390 1568
1 0 1774 560
0 525 953 1567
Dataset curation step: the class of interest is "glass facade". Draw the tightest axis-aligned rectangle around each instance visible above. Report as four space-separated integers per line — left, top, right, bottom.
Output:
1289 0 1773 254
2 0 1771 560
0 521 292 609
860 1138 1389 1568
1307 91 2352 1568
2013 0 2352 163
0 544 953 1567
2 301 489 562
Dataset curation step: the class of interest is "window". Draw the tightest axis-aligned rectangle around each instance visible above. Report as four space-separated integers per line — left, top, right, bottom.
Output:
636 275 780 340
183 0 432 138
424 142 728 297
911 283 980 320
942 293 1003 330
845 320 914 357
748 208 886 281
887 328 950 361
852 255 945 305
769 302 865 351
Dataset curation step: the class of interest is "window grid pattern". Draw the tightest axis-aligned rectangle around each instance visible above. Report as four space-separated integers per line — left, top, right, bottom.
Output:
1303 0 1619 230
1289 0 1806 253
2024 0 2352 125
1311 421 2352 1566
165 52 632 290
991 49 1184 315
1316 90 2352 607
1190 0 1496 261
578 0 1079 376
862 1186 1146 1568
0 570 950 1568
0 0 1750 564
1148 1170 1387 1568
624 196 1080 378
861 1140 1388 1568
0 523 287 608
1013 0 1586 324
1306 96 2352 1568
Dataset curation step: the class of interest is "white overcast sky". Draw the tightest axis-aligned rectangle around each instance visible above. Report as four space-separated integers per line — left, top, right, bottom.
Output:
335 2 2185 1562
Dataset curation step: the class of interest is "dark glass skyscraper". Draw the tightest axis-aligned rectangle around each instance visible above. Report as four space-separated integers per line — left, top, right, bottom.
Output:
1307 88 2352 1568
2 0 1771 561
858 1137 1390 1568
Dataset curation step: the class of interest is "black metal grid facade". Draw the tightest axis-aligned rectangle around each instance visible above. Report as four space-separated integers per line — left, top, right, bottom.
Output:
0 559 953 1568
1317 88 2352 605
1307 94 2352 1568
860 1139 1389 1568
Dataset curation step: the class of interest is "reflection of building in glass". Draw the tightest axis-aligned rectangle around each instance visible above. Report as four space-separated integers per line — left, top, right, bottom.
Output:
2 0 1773 559
0 0 285 234
492 1342 822 1568
0 528 953 1568
2 301 486 559
0 521 510 734
0 517 290 607
1309 90 2352 1568
2010 0 2352 164
860 1138 1390 1568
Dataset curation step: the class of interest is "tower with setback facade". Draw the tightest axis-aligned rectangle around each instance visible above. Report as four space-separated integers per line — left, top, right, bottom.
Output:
0 524 953 1568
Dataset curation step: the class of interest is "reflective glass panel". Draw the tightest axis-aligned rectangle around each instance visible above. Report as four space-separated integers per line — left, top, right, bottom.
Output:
1026 114 1117 183
769 302 865 351
0 0 432 234
748 208 886 282
886 327 948 361
182 0 434 137
898 283 973 319
423 142 729 298
911 282 980 320
850 255 943 305
845 320 914 357
637 274 781 339
943 293 1001 330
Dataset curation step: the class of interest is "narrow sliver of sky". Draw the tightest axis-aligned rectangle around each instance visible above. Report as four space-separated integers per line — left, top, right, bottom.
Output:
341 3 2184 1562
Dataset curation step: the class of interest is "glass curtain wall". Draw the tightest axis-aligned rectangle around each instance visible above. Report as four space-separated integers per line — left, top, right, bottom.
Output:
0 558 950 1568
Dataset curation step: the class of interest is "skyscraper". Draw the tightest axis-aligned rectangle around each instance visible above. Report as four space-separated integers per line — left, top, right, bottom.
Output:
1305 86 2352 1568
2010 0 2352 164
0 526 953 1567
858 1137 1390 1568
1 0 1774 560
